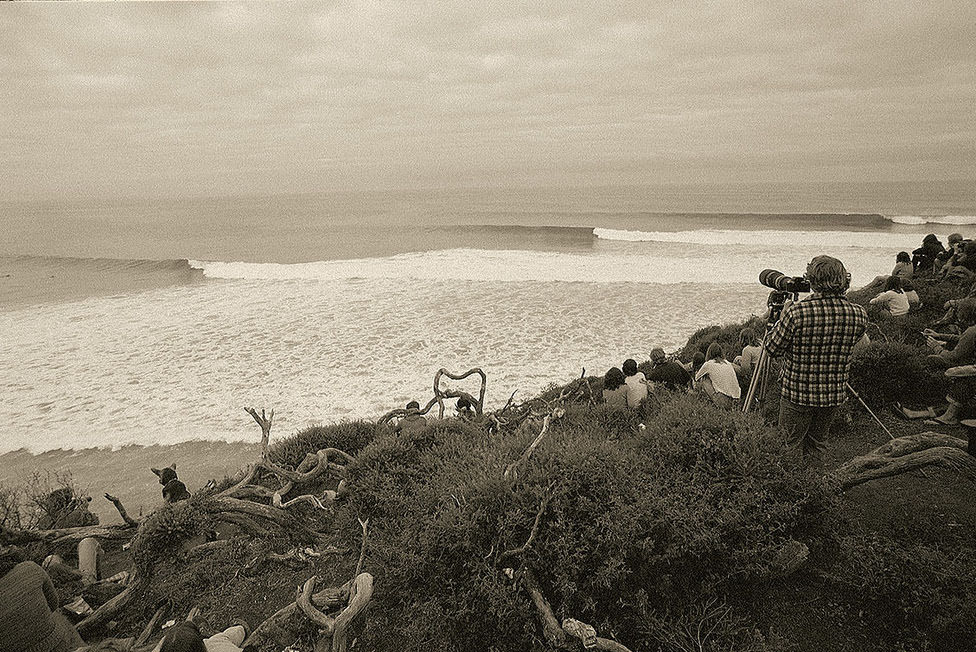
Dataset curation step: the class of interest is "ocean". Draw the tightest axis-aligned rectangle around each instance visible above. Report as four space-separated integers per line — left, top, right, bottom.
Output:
2 182 974 521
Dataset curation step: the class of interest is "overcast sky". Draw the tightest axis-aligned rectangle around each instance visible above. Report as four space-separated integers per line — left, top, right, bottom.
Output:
1 1 974 201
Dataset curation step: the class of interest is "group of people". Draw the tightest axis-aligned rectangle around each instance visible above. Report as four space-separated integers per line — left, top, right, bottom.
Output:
601 255 870 465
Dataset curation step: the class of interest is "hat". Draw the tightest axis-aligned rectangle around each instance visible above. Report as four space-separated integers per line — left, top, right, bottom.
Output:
650 348 666 362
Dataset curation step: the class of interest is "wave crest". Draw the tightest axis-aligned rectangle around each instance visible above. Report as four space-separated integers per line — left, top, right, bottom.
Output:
884 215 976 226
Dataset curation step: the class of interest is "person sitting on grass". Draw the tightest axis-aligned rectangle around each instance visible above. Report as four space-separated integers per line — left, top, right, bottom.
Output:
912 233 946 274
892 251 914 280
0 545 85 652
602 366 629 407
870 275 910 317
622 358 648 408
899 300 976 425
935 233 964 272
732 328 762 381
394 400 428 435
694 343 741 410
645 347 692 391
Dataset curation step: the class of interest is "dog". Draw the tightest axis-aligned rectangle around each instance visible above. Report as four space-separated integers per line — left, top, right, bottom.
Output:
151 463 191 503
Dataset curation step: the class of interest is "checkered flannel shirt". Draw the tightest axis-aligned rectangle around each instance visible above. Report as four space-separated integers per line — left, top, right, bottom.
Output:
763 294 868 407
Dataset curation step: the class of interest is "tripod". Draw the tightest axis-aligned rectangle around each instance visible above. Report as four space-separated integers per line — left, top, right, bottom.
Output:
742 290 795 413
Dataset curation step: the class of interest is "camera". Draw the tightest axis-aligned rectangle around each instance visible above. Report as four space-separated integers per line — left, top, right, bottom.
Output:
759 269 811 294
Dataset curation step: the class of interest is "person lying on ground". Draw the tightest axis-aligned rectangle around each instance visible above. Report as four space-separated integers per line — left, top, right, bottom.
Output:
694 343 741 410
870 275 910 317
645 347 692 391
622 358 648 408
394 400 427 435
602 367 629 408
0 545 86 652
37 488 99 530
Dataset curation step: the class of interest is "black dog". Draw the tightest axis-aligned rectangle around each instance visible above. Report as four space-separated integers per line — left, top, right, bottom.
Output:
151 463 191 503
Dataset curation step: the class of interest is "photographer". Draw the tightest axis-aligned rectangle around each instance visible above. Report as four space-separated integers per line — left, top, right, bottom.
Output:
763 256 868 464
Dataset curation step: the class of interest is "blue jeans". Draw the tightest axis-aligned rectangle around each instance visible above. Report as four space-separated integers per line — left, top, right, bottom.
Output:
778 397 838 464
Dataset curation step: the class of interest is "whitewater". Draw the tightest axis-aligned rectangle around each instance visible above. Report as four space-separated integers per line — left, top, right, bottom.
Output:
1 221 970 454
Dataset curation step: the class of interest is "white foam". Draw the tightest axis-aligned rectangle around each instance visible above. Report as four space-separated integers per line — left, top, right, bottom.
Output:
884 215 976 226
593 227 956 248
190 245 897 285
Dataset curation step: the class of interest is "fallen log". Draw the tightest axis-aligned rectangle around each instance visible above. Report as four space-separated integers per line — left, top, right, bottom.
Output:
834 432 976 490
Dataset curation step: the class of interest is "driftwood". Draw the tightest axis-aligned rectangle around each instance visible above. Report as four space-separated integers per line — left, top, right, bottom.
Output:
377 396 442 426
104 493 140 527
503 408 565 481
834 432 976 490
297 573 375 652
434 367 487 416
76 574 148 635
244 578 356 649
2 523 136 546
245 407 274 458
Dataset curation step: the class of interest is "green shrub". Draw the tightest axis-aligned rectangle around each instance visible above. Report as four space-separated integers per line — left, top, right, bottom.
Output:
827 534 976 650
266 420 382 468
130 501 209 573
335 393 835 652
848 341 947 408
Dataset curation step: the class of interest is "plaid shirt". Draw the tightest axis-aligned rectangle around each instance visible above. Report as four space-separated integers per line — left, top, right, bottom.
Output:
763 294 868 407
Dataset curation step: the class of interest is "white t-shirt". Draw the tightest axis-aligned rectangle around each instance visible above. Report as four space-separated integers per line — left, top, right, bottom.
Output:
624 372 648 407
871 290 910 316
695 360 741 399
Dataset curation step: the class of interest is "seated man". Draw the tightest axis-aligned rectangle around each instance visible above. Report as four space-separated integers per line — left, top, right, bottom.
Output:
394 401 428 435
622 359 648 407
645 347 692 391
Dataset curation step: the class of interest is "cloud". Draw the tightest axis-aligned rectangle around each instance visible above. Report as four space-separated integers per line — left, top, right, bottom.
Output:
0 0 974 200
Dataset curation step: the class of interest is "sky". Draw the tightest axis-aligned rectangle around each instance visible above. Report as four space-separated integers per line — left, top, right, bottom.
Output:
1 1 974 201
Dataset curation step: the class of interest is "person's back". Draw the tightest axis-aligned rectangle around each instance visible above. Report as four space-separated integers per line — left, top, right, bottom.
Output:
0 560 84 652
695 344 741 408
398 413 427 435
621 359 647 407
871 289 910 316
646 359 692 390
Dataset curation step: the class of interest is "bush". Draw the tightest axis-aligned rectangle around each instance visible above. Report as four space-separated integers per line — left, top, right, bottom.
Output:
129 500 209 573
266 420 382 468
335 393 835 652
827 534 976 650
849 341 947 408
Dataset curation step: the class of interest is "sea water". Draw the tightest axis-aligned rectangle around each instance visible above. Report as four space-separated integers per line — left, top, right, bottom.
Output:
1 184 974 519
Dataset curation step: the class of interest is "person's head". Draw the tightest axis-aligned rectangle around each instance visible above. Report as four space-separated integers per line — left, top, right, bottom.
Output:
957 299 976 328
805 255 850 296
0 545 27 579
949 233 964 247
884 275 902 293
603 367 626 391
922 233 940 246
456 397 472 413
160 622 206 652
622 359 638 377
405 400 420 411
691 351 706 372
705 342 725 361
896 251 911 264
738 327 757 347
649 348 667 366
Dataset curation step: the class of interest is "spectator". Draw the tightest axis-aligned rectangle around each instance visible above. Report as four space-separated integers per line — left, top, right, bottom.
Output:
0 545 85 652
870 275 910 317
602 367 629 408
158 620 247 652
935 233 965 271
622 358 648 408
764 255 869 464
914 300 976 425
645 348 692 391
912 234 946 273
891 251 914 280
695 343 741 410
394 401 427 435
732 328 762 381
455 397 476 420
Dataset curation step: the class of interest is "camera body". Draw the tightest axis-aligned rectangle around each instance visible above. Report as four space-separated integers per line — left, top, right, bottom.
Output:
759 269 811 294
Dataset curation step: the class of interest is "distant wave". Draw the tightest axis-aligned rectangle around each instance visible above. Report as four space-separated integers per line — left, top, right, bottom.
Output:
4 254 200 275
593 228 933 249
884 215 976 226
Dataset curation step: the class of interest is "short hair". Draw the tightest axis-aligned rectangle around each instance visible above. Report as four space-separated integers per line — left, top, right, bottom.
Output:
456 396 471 410
622 359 638 376
884 275 902 292
806 255 850 295
949 233 964 244
896 251 911 263
691 351 706 370
705 342 724 361
649 348 666 363
603 367 626 391
159 622 206 652
405 401 420 410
